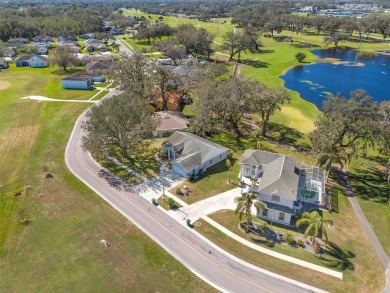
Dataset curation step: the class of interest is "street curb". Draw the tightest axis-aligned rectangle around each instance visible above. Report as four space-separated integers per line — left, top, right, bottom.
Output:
162 209 329 293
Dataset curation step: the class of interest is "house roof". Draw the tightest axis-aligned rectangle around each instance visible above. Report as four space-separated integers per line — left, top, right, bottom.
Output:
14 54 36 62
262 201 294 214
85 61 111 72
241 150 300 201
240 150 281 165
61 71 92 81
153 111 189 132
9 38 28 43
163 131 228 172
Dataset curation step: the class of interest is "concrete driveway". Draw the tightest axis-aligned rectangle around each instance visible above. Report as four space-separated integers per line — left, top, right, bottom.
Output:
170 187 242 221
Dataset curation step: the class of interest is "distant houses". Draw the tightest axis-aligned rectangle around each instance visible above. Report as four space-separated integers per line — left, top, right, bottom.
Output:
58 34 77 42
0 58 8 69
85 61 112 75
33 35 52 43
14 55 48 68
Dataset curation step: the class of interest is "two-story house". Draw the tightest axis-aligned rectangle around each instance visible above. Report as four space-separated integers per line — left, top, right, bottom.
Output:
239 150 326 226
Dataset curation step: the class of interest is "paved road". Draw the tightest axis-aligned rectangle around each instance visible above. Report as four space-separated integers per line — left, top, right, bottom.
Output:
65 104 326 292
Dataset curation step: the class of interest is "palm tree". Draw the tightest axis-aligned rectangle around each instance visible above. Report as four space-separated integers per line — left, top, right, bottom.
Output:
296 210 332 244
251 130 262 150
234 192 266 227
317 147 348 182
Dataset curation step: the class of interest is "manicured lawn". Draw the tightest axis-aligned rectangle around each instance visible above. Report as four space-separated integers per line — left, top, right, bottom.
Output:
207 210 342 270
169 159 240 204
348 154 390 257
0 66 215 292
90 90 109 101
195 193 384 293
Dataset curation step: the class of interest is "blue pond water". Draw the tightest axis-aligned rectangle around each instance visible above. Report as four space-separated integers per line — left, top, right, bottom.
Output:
281 49 390 109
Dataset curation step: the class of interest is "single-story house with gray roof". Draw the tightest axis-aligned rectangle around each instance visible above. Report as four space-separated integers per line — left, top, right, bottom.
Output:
152 111 189 137
239 150 326 226
85 61 112 75
15 55 47 68
61 72 93 89
162 131 229 178
61 71 105 89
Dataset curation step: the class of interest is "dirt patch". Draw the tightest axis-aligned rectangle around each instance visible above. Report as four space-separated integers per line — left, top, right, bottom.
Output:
0 125 39 153
0 80 10 90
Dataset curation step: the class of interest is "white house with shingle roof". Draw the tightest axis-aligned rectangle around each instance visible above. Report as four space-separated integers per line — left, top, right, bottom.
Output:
162 132 229 178
239 150 326 225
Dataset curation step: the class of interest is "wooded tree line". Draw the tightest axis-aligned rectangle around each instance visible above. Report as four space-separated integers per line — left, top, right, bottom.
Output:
232 12 390 41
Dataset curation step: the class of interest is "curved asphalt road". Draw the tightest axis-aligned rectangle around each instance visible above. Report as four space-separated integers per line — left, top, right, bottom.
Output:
65 93 326 293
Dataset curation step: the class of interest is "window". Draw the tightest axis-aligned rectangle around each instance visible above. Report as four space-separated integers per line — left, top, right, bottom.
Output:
278 212 285 221
262 209 268 216
272 195 280 202
209 160 212 164
252 170 255 176
220 154 222 159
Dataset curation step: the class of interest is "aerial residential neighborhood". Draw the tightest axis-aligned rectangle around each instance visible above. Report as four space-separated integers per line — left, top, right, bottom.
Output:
0 1 389 293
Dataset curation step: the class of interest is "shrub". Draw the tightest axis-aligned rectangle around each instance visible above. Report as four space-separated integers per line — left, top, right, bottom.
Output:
295 52 306 63
166 197 175 209
297 239 305 248
283 233 294 244
358 51 377 59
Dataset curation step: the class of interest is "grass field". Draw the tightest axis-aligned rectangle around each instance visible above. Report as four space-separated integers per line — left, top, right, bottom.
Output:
196 193 385 293
0 66 214 292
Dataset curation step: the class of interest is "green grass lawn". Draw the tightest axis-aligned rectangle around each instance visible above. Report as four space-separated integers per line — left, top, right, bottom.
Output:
196 193 384 293
157 196 182 210
0 66 215 292
348 154 390 257
169 159 240 204
207 210 342 270
90 90 109 101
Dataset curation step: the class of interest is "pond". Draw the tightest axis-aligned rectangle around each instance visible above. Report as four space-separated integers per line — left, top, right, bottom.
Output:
280 48 390 109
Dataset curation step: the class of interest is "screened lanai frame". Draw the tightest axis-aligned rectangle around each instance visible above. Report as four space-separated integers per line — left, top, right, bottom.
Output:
297 165 326 202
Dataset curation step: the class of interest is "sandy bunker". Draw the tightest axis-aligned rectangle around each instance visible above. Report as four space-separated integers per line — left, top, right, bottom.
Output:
0 80 10 90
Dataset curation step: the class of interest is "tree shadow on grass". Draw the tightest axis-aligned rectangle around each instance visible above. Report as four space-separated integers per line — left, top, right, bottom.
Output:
51 68 84 76
250 237 276 248
267 122 311 152
244 60 270 68
321 242 355 271
349 166 389 204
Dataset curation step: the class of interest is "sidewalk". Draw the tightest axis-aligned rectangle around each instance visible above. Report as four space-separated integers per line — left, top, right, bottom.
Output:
162 190 343 279
112 159 343 280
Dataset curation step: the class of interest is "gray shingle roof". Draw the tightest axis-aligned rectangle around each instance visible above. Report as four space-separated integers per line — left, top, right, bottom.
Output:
154 111 188 132
175 152 202 172
85 61 111 72
241 150 300 201
15 54 35 62
262 201 294 214
240 150 281 165
163 131 228 171
61 71 92 81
